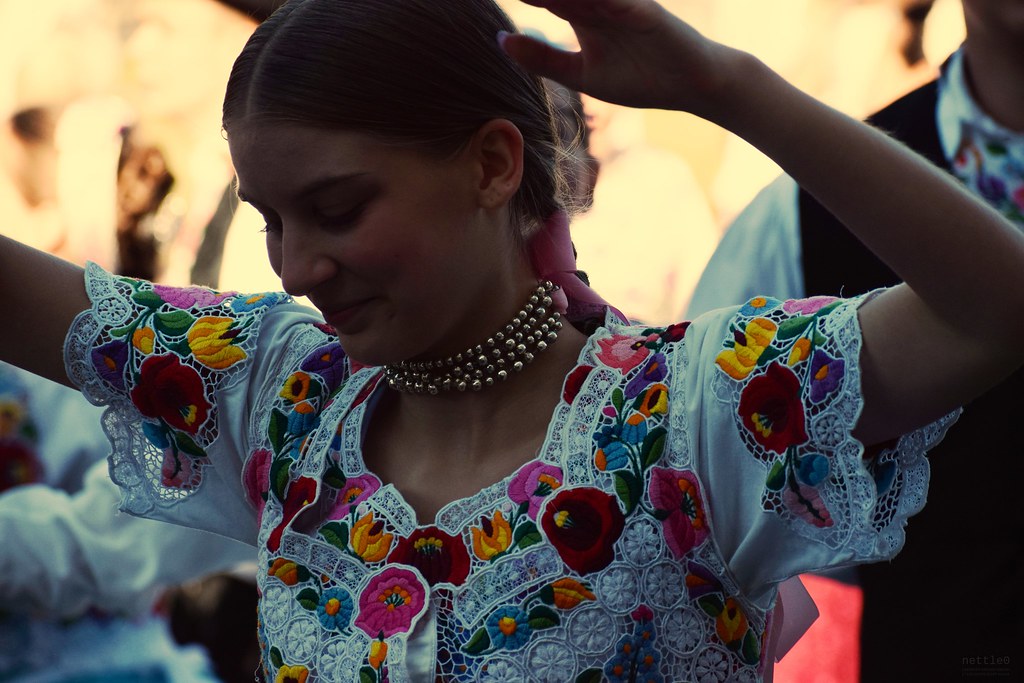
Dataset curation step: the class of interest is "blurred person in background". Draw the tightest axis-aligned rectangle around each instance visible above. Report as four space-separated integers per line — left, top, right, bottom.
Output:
688 0 1022 679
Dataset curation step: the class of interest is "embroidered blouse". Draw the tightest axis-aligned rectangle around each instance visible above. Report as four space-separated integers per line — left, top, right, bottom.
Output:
65 263 954 683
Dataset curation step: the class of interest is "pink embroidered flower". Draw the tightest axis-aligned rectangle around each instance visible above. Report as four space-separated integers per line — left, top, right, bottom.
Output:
781 481 834 528
648 467 709 558
243 449 273 516
328 474 382 519
160 448 202 489
596 334 652 372
355 567 428 638
782 296 839 316
153 284 236 309
508 461 564 519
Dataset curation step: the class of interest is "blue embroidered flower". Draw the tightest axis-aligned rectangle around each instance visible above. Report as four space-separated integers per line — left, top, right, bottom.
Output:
142 420 170 449
287 402 320 436
485 605 532 650
620 414 649 445
739 296 782 317
595 423 623 449
316 587 354 631
797 453 830 487
230 292 287 313
604 609 663 683
808 350 845 403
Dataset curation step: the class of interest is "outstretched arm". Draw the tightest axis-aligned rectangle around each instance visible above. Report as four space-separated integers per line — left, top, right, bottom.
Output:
0 235 89 386
503 0 1024 445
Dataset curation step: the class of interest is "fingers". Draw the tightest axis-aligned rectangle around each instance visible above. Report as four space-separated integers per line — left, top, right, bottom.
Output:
499 32 584 91
516 0 654 26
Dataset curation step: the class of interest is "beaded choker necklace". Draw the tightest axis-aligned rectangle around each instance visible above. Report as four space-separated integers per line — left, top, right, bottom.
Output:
385 281 562 394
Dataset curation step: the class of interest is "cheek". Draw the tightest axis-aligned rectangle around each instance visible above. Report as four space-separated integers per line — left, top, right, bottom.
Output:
266 233 283 277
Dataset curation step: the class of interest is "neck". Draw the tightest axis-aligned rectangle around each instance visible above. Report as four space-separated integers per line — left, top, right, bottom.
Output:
961 34 1024 132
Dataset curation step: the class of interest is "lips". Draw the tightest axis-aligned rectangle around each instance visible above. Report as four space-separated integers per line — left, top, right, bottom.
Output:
321 298 374 332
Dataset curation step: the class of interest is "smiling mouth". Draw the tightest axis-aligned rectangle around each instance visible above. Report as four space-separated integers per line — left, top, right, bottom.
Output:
322 299 374 331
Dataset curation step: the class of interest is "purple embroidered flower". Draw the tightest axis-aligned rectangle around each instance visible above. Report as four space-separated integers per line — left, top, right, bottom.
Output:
977 173 1007 203
508 461 564 519
354 567 427 638
327 474 382 519
649 467 709 558
485 605 533 650
152 284 235 309
300 343 348 394
782 296 839 316
624 352 668 399
808 350 845 403
685 561 723 599
91 340 129 391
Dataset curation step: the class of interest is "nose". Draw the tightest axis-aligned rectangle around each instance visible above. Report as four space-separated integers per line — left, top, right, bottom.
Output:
274 229 338 298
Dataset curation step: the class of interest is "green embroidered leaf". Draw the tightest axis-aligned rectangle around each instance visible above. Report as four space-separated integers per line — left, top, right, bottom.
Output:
776 316 812 340
765 460 786 491
359 667 377 683
697 594 725 617
611 388 624 414
613 471 642 515
640 427 667 468
268 409 289 454
131 289 164 309
575 669 604 683
462 627 491 656
740 628 762 665
812 330 828 347
319 521 350 551
108 324 134 339
815 301 842 317
269 457 291 503
296 565 312 583
269 646 284 669
527 605 560 630
173 432 207 458
986 142 1008 155
755 346 783 367
323 463 346 489
155 309 197 336
167 340 195 358
537 584 555 605
513 521 542 550
296 587 320 611
516 500 530 519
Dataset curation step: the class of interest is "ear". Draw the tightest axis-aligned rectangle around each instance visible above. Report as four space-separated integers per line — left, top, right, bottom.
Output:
470 119 525 210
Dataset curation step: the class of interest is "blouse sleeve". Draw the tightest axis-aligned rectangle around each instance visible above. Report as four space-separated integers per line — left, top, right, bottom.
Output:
62 262 329 544
684 292 958 600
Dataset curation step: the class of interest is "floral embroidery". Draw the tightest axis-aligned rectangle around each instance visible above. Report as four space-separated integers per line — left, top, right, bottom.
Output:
471 510 514 561
0 370 43 492
604 605 663 683
541 487 625 575
316 587 355 631
388 526 470 587
354 567 428 638
507 461 563 520
648 467 708 559
267 476 318 552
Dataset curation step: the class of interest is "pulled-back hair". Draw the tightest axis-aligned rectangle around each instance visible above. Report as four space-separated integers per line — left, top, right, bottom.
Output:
222 0 566 241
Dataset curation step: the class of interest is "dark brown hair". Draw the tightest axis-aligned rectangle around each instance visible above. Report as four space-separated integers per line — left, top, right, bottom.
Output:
222 0 566 240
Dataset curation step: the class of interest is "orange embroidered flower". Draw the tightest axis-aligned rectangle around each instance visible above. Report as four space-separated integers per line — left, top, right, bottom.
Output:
716 597 749 645
715 318 778 379
267 558 300 585
131 326 156 354
369 639 388 670
638 383 669 417
471 510 513 560
187 316 247 370
274 664 309 683
787 338 811 366
351 512 393 562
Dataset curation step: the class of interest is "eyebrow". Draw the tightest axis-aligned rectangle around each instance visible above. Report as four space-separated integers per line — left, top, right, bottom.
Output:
236 172 369 205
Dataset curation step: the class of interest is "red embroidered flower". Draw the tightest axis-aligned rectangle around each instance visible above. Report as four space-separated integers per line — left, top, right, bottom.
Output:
267 476 318 552
242 448 273 516
130 355 211 435
0 442 44 492
541 487 625 575
388 526 470 586
562 365 595 404
737 363 808 453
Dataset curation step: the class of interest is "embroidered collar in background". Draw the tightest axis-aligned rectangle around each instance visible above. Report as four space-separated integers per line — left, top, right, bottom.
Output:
936 48 1024 226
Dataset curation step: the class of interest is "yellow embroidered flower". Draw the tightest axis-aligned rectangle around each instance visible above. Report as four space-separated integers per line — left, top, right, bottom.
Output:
715 317 778 379
0 400 24 438
638 383 669 417
267 558 300 586
275 664 309 683
471 510 513 560
132 327 156 355
279 371 312 403
350 512 393 562
369 639 388 670
715 597 749 645
787 338 811 366
187 316 247 370
550 577 597 610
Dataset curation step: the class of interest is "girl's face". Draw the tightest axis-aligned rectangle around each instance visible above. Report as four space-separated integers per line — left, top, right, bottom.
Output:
228 122 528 366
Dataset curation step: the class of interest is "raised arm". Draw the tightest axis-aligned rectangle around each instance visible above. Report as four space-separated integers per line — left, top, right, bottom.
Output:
503 0 1024 445
0 235 89 386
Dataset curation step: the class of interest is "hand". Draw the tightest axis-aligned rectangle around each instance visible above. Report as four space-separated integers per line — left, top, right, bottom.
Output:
501 0 735 114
